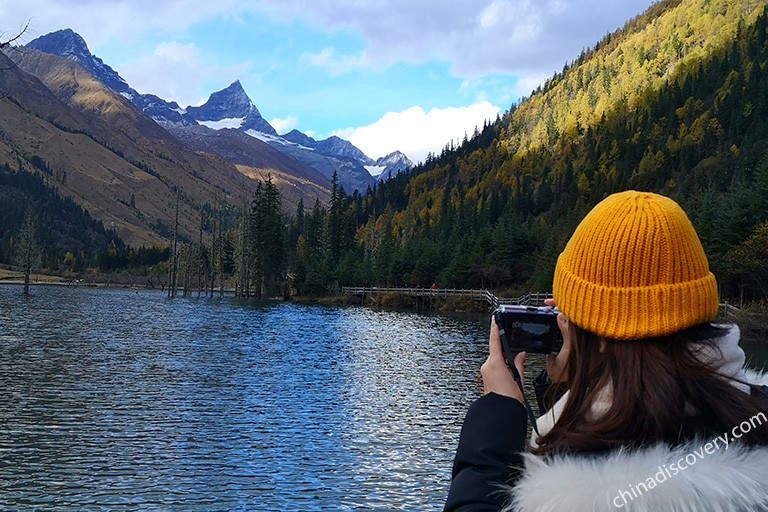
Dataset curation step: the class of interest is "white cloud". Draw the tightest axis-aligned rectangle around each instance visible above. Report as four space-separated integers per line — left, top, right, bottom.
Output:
116 41 252 108
252 0 657 80
512 73 549 99
301 47 368 76
0 0 243 48
269 115 298 134
3 0 657 83
332 101 501 164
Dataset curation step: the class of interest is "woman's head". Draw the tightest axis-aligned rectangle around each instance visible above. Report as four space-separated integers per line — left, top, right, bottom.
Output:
553 190 719 339
535 191 768 455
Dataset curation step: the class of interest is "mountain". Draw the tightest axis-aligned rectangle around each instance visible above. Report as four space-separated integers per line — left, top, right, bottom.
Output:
23 29 388 194
370 151 414 181
26 29 197 126
25 28 125 94
165 124 331 206
3 45 332 247
282 0 768 301
282 129 317 148
246 131 378 192
186 81 277 135
0 162 125 270
282 130 375 165
314 136 374 165
0 46 266 245
184 84 377 192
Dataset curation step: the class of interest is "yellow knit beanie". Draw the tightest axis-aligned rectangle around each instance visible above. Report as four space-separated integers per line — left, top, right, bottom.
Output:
553 190 719 340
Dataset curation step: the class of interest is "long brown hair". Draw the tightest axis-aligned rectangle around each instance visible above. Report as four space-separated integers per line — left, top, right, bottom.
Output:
533 324 768 456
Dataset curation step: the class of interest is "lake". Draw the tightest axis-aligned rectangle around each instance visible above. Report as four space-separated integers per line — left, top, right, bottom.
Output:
0 285 764 511
0 285 501 511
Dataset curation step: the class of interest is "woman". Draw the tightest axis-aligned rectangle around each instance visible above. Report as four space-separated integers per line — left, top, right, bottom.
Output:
444 191 768 512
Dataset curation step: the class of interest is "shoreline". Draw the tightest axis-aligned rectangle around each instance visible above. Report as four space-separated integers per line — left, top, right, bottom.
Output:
5 280 765 342
293 292 492 314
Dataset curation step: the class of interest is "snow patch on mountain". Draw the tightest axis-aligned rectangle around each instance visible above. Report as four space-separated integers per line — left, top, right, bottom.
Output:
199 117 245 130
245 129 282 144
365 165 387 176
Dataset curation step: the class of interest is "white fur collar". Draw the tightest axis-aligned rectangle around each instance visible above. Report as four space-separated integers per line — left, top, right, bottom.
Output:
505 439 768 512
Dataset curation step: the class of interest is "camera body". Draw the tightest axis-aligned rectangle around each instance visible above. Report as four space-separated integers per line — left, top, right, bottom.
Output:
493 304 563 354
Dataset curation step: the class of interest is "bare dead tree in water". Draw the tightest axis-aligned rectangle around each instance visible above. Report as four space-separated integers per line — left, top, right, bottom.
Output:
182 242 190 297
14 209 41 295
197 209 204 297
236 196 249 298
209 205 217 298
167 192 180 298
219 204 225 298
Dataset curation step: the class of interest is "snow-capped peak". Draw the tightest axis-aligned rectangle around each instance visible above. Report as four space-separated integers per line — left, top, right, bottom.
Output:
376 151 413 168
187 81 256 120
374 151 414 181
186 81 276 135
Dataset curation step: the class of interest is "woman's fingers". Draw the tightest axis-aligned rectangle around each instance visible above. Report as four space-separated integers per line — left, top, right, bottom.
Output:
488 314 503 360
547 311 574 383
481 315 525 403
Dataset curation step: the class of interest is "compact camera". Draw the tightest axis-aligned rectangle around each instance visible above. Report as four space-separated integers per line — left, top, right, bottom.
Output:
493 305 564 354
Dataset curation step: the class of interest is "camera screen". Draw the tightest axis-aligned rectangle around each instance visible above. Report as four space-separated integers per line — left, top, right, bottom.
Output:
495 307 562 354
502 318 555 353
512 322 551 337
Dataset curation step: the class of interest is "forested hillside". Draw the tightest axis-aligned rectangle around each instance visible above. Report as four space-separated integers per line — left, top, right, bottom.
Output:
0 163 126 271
275 1 768 301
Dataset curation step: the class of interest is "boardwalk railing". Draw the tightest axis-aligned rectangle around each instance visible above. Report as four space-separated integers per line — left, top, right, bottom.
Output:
341 286 552 308
719 302 741 318
343 286 741 316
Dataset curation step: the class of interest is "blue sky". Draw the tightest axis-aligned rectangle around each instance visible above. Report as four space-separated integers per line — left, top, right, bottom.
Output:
2 0 655 162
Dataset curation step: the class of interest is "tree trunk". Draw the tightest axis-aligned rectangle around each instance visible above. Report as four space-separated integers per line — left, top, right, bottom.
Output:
183 245 190 297
197 210 204 298
169 193 180 298
219 210 225 298
209 213 216 298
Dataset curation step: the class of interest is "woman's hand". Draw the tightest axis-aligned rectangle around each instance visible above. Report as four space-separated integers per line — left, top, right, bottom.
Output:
544 298 574 383
480 315 526 403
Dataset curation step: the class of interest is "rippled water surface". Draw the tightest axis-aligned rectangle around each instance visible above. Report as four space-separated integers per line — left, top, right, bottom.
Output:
5 286 763 511
0 285 507 511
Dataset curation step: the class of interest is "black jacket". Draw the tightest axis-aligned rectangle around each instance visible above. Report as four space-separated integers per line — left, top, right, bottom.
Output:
443 393 527 512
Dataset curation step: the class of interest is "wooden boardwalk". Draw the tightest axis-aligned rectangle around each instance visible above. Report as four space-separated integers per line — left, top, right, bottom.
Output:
341 286 552 308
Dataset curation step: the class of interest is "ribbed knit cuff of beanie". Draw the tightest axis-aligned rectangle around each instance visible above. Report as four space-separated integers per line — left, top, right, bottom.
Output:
552 191 719 340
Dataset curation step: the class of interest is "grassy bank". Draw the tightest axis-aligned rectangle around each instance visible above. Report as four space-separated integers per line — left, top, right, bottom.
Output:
0 268 66 284
295 292 489 313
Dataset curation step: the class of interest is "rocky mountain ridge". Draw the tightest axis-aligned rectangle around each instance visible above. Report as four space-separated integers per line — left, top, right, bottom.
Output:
25 29 413 192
